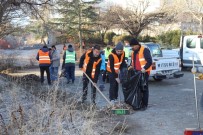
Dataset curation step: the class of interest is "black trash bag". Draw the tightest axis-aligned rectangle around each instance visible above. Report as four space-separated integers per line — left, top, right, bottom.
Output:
122 69 143 110
140 73 148 91
119 68 128 83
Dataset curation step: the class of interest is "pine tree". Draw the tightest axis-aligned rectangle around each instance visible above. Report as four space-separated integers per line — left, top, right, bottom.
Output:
57 0 102 50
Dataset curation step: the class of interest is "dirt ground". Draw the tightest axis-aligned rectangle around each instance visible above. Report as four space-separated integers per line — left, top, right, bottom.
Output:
6 67 203 135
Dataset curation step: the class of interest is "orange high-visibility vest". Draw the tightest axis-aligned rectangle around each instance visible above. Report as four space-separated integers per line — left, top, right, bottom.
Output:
83 50 101 79
131 45 152 72
107 52 124 74
38 50 51 64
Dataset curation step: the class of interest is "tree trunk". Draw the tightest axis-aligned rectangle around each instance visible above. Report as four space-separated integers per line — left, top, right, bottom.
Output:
78 2 83 58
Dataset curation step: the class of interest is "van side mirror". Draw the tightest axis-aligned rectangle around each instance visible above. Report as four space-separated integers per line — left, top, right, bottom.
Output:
198 34 202 38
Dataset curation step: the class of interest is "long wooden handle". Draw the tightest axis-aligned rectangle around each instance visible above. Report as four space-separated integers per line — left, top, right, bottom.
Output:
83 71 111 105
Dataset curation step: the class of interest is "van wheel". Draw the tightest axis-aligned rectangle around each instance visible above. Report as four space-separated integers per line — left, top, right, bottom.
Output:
153 77 163 81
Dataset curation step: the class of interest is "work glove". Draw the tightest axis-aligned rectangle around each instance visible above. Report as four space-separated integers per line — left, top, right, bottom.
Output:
115 78 120 84
93 83 97 87
128 66 133 70
141 68 146 73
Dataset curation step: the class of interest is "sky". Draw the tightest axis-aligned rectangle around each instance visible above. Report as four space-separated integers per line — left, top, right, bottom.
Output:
101 0 160 12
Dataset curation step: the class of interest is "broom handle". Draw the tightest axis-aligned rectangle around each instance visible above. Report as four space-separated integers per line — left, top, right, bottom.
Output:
192 55 201 129
83 71 112 105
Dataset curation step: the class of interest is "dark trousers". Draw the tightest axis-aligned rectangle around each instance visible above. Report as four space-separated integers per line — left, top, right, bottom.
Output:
142 72 149 107
65 65 75 82
109 73 119 101
102 62 109 82
82 74 96 102
40 66 51 85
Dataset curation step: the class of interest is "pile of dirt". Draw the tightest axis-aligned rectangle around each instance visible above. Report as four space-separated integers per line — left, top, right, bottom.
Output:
18 74 40 82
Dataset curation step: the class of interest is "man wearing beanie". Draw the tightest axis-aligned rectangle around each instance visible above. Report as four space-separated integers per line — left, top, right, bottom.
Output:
130 38 152 111
107 42 127 106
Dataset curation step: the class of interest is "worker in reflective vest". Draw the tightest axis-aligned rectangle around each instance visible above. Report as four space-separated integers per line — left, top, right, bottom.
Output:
103 45 112 83
130 38 152 111
36 45 52 85
107 42 127 105
63 44 76 84
79 45 102 104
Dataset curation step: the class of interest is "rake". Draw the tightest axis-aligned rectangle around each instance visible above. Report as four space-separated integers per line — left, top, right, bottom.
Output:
83 71 130 115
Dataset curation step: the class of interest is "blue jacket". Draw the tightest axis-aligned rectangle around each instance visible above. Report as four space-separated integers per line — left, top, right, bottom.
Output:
36 47 52 67
100 53 106 71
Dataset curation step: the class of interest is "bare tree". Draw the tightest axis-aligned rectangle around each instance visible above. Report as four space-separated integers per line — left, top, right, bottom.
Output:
97 8 117 42
164 0 203 34
0 0 52 38
183 0 203 33
105 1 168 37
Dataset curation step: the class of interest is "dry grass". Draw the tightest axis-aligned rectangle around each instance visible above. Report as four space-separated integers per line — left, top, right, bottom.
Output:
0 49 129 135
0 74 129 135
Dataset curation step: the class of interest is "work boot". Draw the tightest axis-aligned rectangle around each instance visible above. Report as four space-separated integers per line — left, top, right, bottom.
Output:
81 96 87 103
140 105 147 111
110 100 115 107
67 80 71 84
92 100 96 106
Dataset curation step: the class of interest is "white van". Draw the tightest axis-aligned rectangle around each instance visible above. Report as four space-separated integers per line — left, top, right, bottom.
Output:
180 35 203 67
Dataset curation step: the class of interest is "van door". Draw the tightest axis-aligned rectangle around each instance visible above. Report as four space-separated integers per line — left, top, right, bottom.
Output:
183 36 201 67
197 37 203 66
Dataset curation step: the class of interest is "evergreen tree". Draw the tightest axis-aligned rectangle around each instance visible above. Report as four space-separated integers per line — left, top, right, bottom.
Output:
57 0 102 48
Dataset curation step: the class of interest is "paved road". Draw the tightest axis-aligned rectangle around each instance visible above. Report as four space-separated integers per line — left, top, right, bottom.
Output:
56 69 203 135
124 70 203 135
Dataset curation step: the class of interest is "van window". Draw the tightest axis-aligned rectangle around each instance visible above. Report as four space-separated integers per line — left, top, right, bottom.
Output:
145 43 163 57
186 38 196 48
200 38 203 49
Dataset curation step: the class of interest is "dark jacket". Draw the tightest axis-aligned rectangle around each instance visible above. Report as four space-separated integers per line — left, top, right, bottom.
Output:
108 49 127 78
132 47 152 70
63 47 77 67
36 46 52 67
79 50 102 83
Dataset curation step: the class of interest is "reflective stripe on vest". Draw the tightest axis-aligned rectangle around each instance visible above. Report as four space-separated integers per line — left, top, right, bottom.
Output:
106 52 124 74
83 50 101 79
65 51 75 63
131 45 152 71
38 50 51 64
104 48 112 59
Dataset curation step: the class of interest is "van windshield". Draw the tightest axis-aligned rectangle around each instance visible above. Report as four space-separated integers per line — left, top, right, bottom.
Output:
144 43 163 57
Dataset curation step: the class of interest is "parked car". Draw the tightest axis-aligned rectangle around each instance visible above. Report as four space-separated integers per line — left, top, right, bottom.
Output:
129 42 184 81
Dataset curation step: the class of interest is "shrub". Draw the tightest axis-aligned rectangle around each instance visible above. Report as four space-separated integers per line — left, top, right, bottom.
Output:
104 32 116 45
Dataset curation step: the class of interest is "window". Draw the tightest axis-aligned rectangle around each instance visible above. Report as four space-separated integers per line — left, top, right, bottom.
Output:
145 43 162 57
186 38 196 48
200 38 203 49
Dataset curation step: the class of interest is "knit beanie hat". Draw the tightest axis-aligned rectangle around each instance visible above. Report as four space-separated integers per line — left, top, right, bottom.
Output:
130 38 140 46
68 44 72 48
115 42 124 50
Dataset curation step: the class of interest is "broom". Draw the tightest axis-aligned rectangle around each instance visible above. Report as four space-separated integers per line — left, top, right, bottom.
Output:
83 71 129 115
